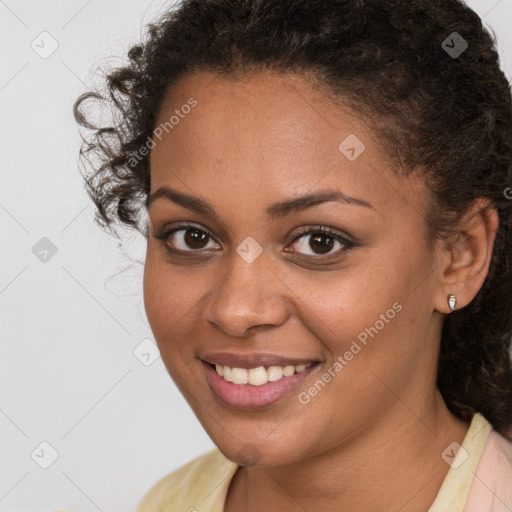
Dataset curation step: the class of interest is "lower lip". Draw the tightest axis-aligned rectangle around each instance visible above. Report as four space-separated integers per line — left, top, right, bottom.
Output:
203 361 320 410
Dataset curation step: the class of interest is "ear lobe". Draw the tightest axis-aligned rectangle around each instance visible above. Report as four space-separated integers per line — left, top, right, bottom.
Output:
434 198 499 313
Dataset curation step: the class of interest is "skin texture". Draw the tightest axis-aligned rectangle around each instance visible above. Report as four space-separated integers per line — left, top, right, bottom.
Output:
143 70 498 511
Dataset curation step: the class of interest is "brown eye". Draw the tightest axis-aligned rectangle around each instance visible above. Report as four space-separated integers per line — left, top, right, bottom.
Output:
162 226 220 252
290 227 353 257
183 228 209 249
304 233 334 254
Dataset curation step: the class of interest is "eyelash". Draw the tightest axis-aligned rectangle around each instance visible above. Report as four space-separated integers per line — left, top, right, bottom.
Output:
153 222 355 259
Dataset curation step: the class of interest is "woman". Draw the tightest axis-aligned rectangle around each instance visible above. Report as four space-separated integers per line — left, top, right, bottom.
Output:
74 0 512 510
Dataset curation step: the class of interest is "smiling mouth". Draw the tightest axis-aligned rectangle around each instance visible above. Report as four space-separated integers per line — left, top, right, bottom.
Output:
206 362 315 386
202 360 321 409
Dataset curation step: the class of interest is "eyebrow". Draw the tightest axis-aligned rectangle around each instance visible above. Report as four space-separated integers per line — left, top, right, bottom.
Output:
146 186 374 221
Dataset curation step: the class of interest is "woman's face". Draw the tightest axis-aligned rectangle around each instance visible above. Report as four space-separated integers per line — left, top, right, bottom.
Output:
143 70 445 466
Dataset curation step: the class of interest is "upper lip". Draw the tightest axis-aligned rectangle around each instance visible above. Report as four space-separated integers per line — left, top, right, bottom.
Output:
201 352 320 368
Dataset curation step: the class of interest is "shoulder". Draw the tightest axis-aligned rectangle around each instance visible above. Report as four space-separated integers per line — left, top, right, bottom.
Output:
466 425 512 511
136 448 238 512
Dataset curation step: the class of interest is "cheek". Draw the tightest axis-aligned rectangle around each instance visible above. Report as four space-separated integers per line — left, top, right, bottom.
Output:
289 289 412 448
288 256 425 396
143 249 204 335
142 249 224 387
295 262 433 408
142 257 196 389
285 264 404 354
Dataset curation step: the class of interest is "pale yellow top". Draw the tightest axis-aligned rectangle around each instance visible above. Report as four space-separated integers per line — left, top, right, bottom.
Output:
136 412 510 512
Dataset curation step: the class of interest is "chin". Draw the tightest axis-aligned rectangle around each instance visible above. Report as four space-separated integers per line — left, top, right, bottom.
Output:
213 435 303 467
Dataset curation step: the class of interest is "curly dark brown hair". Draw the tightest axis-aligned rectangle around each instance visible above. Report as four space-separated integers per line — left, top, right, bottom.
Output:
73 0 512 437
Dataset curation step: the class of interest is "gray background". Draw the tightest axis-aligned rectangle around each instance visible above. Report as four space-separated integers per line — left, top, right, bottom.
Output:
1 0 511 510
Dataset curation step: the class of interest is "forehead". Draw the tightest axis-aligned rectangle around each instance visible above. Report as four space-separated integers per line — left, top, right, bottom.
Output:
155 71 339 160
149 70 429 218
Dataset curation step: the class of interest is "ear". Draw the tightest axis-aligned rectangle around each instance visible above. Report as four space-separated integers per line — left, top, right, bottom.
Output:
434 198 499 314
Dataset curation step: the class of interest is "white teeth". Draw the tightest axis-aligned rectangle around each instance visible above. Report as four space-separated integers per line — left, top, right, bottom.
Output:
231 367 248 384
223 366 233 382
248 366 267 386
215 362 315 386
282 365 295 377
267 366 283 381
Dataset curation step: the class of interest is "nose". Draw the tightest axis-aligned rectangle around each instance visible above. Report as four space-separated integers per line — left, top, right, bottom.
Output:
203 252 290 338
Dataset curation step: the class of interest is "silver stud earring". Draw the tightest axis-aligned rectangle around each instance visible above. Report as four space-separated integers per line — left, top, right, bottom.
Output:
447 294 457 312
